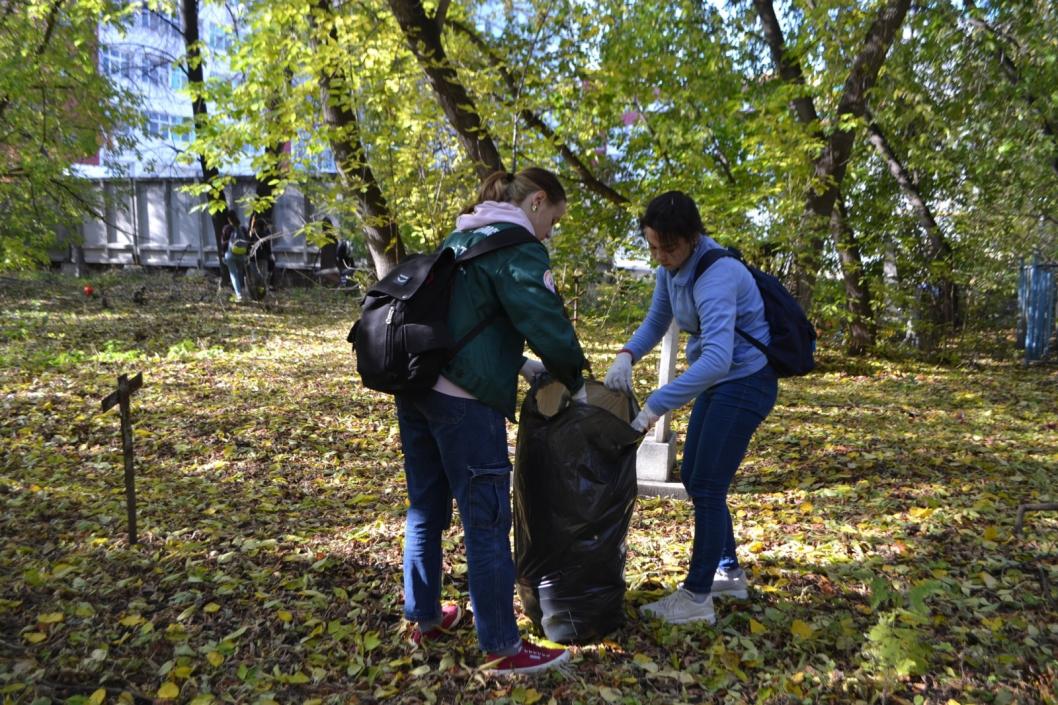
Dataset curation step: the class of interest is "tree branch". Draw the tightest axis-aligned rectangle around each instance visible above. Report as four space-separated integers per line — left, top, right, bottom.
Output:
447 18 628 204
388 0 503 178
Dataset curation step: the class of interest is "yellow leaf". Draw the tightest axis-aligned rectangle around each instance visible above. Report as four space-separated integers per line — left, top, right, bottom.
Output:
790 619 814 639
189 695 214 705
277 610 293 623
88 687 106 705
206 651 224 667
172 666 192 679
37 612 64 624
982 525 999 542
119 614 145 627
748 541 766 554
909 506 935 519
632 653 658 673
947 700 962 705
798 502 813 514
23 632 46 643
157 682 180 700
598 686 622 703
749 618 767 635
203 602 221 613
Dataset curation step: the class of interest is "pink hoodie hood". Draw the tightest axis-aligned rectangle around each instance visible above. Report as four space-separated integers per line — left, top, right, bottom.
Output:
455 201 538 238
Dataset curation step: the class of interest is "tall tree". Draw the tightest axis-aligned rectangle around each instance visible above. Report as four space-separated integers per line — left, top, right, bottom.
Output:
446 18 628 205
388 0 503 177
312 0 405 277
0 0 139 268
182 0 232 268
769 0 911 311
865 115 957 328
750 0 880 351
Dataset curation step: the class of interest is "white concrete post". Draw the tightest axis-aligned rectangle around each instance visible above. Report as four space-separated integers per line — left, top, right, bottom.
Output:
636 321 679 483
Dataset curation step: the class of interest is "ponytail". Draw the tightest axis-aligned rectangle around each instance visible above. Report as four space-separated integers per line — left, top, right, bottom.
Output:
463 167 567 213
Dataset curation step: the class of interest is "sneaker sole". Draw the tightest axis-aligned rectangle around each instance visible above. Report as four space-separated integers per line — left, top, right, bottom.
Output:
638 608 716 626
634 605 719 622
486 650 571 675
711 587 749 600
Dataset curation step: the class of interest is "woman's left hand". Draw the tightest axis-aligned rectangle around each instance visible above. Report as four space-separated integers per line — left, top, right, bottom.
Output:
631 402 662 433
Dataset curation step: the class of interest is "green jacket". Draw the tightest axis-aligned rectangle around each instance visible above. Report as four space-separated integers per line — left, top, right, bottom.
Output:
441 225 586 418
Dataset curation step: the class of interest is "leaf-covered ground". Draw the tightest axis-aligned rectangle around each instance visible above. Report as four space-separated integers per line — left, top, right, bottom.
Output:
1 271 1056 705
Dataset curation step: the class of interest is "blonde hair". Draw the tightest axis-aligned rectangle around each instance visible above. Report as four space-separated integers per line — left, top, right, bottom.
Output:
464 167 567 213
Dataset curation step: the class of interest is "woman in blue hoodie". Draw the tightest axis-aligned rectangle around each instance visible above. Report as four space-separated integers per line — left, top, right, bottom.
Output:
603 191 778 625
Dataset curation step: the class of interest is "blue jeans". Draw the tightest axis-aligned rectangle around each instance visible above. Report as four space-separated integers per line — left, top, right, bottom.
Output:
395 391 520 653
681 365 778 594
223 250 246 299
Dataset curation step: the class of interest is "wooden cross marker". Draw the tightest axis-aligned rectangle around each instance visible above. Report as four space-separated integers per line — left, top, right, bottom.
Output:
100 372 143 545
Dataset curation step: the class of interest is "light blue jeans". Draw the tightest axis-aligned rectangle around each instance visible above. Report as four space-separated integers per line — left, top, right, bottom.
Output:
395 390 520 653
681 365 778 594
223 250 246 299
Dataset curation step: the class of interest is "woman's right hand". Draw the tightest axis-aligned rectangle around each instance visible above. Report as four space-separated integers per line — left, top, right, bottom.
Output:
603 351 634 396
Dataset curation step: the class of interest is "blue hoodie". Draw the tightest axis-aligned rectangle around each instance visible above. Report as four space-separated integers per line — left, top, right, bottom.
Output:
623 235 770 413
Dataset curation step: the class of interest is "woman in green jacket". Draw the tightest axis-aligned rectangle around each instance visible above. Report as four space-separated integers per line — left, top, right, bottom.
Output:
397 167 586 674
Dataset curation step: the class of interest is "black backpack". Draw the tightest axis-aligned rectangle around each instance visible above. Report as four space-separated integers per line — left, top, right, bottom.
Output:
348 223 539 394
694 248 816 377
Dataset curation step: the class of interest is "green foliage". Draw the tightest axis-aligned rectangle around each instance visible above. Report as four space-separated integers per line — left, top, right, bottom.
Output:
0 1 141 270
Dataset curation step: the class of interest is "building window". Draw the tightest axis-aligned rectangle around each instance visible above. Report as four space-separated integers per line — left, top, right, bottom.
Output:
170 63 187 90
146 112 194 143
208 23 233 52
134 4 180 35
140 52 169 87
99 45 126 77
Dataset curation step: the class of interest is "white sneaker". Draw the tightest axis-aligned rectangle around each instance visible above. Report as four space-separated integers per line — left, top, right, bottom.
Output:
639 587 716 625
711 567 749 600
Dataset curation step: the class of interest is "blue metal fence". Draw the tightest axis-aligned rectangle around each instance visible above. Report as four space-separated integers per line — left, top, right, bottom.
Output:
1018 259 1057 362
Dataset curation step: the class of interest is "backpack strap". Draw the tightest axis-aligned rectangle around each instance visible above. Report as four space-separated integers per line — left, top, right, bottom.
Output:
448 223 540 358
455 223 538 263
691 247 769 356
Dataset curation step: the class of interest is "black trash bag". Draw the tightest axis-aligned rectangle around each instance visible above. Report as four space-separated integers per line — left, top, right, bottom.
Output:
513 378 640 644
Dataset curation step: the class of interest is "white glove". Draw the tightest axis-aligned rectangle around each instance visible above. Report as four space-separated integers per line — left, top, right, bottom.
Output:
631 402 662 433
519 358 546 383
603 351 634 396
571 384 588 404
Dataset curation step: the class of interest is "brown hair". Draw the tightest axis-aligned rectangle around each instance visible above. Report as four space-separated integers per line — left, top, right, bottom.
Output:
465 167 567 213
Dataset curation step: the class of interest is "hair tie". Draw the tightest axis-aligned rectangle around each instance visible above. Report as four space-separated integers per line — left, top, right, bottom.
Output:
505 172 515 182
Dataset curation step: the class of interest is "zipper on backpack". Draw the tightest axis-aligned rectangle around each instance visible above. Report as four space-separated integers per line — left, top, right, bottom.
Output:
386 305 395 325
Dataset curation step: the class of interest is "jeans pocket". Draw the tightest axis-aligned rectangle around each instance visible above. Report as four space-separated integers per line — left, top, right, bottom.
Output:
467 461 512 530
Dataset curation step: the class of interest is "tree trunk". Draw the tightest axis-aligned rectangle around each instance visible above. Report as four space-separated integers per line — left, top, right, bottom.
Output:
865 118 958 328
182 0 230 269
447 19 629 205
313 0 405 279
388 0 503 178
752 0 904 318
751 0 820 128
791 0 911 311
830 197 875 354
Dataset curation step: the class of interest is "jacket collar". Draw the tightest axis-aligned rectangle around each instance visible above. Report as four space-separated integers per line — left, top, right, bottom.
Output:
671 235 718 285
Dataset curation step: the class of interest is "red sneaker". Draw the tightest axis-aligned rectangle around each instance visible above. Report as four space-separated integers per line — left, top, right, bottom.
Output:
484 640 570 674
408 604 464 646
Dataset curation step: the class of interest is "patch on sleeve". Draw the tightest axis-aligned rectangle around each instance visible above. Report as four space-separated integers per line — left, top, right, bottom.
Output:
542 269 557 294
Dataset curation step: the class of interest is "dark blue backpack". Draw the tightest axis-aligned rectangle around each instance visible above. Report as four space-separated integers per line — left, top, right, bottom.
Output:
694 248 816 377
